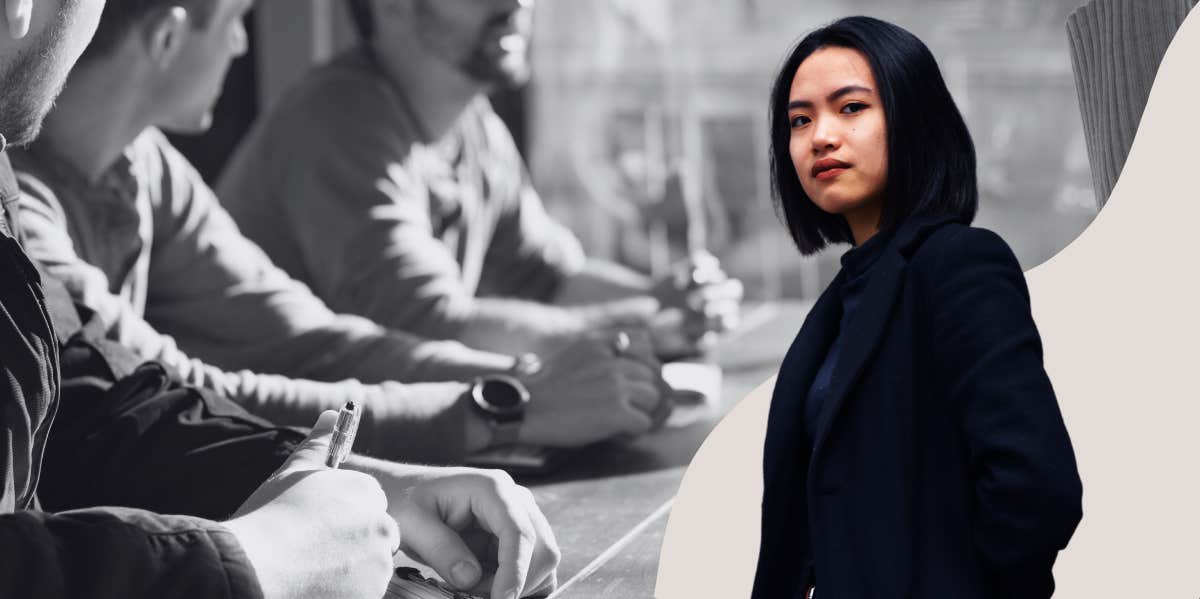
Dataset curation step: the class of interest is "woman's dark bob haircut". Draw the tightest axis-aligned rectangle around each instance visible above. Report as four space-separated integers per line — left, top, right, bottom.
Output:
770 16 978 255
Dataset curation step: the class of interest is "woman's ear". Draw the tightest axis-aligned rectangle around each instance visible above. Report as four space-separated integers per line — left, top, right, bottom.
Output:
143 6 190 69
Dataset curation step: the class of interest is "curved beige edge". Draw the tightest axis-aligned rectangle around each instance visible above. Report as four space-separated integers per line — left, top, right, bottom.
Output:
657 8 1200 598
657 376 775 599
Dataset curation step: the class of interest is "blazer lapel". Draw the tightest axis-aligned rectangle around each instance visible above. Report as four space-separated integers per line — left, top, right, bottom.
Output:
763 272 843 481
809 214 958 460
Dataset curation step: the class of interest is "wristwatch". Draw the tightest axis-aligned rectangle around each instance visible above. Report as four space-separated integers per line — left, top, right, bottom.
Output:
469 374 531 447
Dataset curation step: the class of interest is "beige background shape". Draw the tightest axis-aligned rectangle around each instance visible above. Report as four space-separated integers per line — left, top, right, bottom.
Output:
657 8 1200 598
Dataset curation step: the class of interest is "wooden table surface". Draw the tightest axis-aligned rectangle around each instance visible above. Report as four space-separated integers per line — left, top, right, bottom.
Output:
526 301 812 599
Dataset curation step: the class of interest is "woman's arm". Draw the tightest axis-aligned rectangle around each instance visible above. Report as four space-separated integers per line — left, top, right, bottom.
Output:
925 227 1083 597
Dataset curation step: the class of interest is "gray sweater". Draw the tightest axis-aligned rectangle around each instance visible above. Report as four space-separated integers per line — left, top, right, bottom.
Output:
1067 0 1198 205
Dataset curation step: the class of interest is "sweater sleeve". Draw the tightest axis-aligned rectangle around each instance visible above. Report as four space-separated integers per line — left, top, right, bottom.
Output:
472 101 586 302
220 80 584 341
1066 0 1197 205
133 130 496 385
242 80 482 341
13 149 474 464
0 507 263 599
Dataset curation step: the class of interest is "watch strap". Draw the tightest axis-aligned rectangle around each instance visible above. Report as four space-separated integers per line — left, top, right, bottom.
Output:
491 420 522 447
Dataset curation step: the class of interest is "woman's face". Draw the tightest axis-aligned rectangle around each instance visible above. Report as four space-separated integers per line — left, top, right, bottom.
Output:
787 46 888 231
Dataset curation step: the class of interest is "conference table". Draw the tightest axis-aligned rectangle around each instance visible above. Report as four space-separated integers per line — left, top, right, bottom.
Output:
523 301 812 599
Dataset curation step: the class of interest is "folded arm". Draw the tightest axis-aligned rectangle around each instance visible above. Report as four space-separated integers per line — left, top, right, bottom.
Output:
14 176 479 463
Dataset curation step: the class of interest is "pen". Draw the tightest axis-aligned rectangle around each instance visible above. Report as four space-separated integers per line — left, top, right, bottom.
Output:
325 401 361 469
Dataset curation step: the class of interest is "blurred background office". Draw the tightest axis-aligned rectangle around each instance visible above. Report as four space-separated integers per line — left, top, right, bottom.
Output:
177 0 1098 303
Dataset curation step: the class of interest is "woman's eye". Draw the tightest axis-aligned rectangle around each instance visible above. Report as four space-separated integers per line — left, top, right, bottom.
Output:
841 102 867 114
790 114 811 128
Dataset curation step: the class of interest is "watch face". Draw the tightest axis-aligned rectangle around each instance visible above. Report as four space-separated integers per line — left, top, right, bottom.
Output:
482 378 525 409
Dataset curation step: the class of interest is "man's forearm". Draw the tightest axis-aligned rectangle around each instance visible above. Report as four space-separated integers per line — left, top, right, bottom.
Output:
553 258 654 305
213 312 518 386
451 295 658 354
211 369 480 465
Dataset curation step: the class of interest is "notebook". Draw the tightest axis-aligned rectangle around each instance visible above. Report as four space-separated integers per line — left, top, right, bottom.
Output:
386 567 484 599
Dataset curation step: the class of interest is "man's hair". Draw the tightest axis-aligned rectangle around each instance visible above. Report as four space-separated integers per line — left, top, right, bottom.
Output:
347 0 375 40
768 16 978 255
82 0 217 60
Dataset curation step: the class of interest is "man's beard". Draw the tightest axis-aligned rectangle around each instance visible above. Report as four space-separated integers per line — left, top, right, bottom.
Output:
458 16 532 90
0 43 60 146
460 43 530 90
0 3 78 147
411 3 533 91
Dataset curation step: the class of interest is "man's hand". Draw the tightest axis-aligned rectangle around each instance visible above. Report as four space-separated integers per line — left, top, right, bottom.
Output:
376 466 560 599
5 0 31 38
224 411 400 599
650 252 743 359
519 330 664 447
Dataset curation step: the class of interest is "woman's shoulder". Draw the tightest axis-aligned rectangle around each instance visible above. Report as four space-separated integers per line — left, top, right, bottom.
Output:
907 222 1024 284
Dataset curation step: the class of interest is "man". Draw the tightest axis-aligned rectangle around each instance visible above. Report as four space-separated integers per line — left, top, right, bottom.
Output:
0 2 558 597
12 0 664 464
217 0 744 358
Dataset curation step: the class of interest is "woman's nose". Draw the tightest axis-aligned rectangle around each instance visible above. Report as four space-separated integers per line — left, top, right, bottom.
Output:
811 117 840 152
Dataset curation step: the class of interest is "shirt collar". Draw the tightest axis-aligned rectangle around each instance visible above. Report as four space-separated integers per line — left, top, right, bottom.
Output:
839 227 893 279
19 134 138 200
0 152 19 238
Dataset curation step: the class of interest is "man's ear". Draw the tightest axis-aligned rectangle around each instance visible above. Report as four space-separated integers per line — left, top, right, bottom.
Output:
5 0 33 39
143 6 190 69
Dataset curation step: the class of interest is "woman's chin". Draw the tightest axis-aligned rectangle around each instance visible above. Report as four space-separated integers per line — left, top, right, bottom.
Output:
812 197 865 217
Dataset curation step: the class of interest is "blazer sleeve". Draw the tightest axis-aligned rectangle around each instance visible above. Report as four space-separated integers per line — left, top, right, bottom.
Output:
0 507 263 599
924 227 1082 598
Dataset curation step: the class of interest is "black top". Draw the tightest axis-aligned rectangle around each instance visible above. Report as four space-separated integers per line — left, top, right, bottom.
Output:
803 230 892 448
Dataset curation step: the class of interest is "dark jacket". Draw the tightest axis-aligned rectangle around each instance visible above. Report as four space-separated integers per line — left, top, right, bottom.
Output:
1 151 299 598
752 215 1082 599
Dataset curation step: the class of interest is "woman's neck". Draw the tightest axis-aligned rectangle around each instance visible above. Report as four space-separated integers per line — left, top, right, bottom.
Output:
846 206 882 247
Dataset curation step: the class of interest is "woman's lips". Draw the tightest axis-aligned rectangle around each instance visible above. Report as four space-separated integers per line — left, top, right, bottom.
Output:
814 167 847 181
811 158 851 181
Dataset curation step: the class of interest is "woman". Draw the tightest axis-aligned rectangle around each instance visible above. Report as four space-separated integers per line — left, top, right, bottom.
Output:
752 16 1082 599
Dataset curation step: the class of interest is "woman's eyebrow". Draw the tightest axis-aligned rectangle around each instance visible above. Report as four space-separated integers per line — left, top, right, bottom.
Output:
787 84 874 110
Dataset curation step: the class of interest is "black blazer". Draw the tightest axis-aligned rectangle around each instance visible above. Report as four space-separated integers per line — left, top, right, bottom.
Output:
752 215 1082 599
